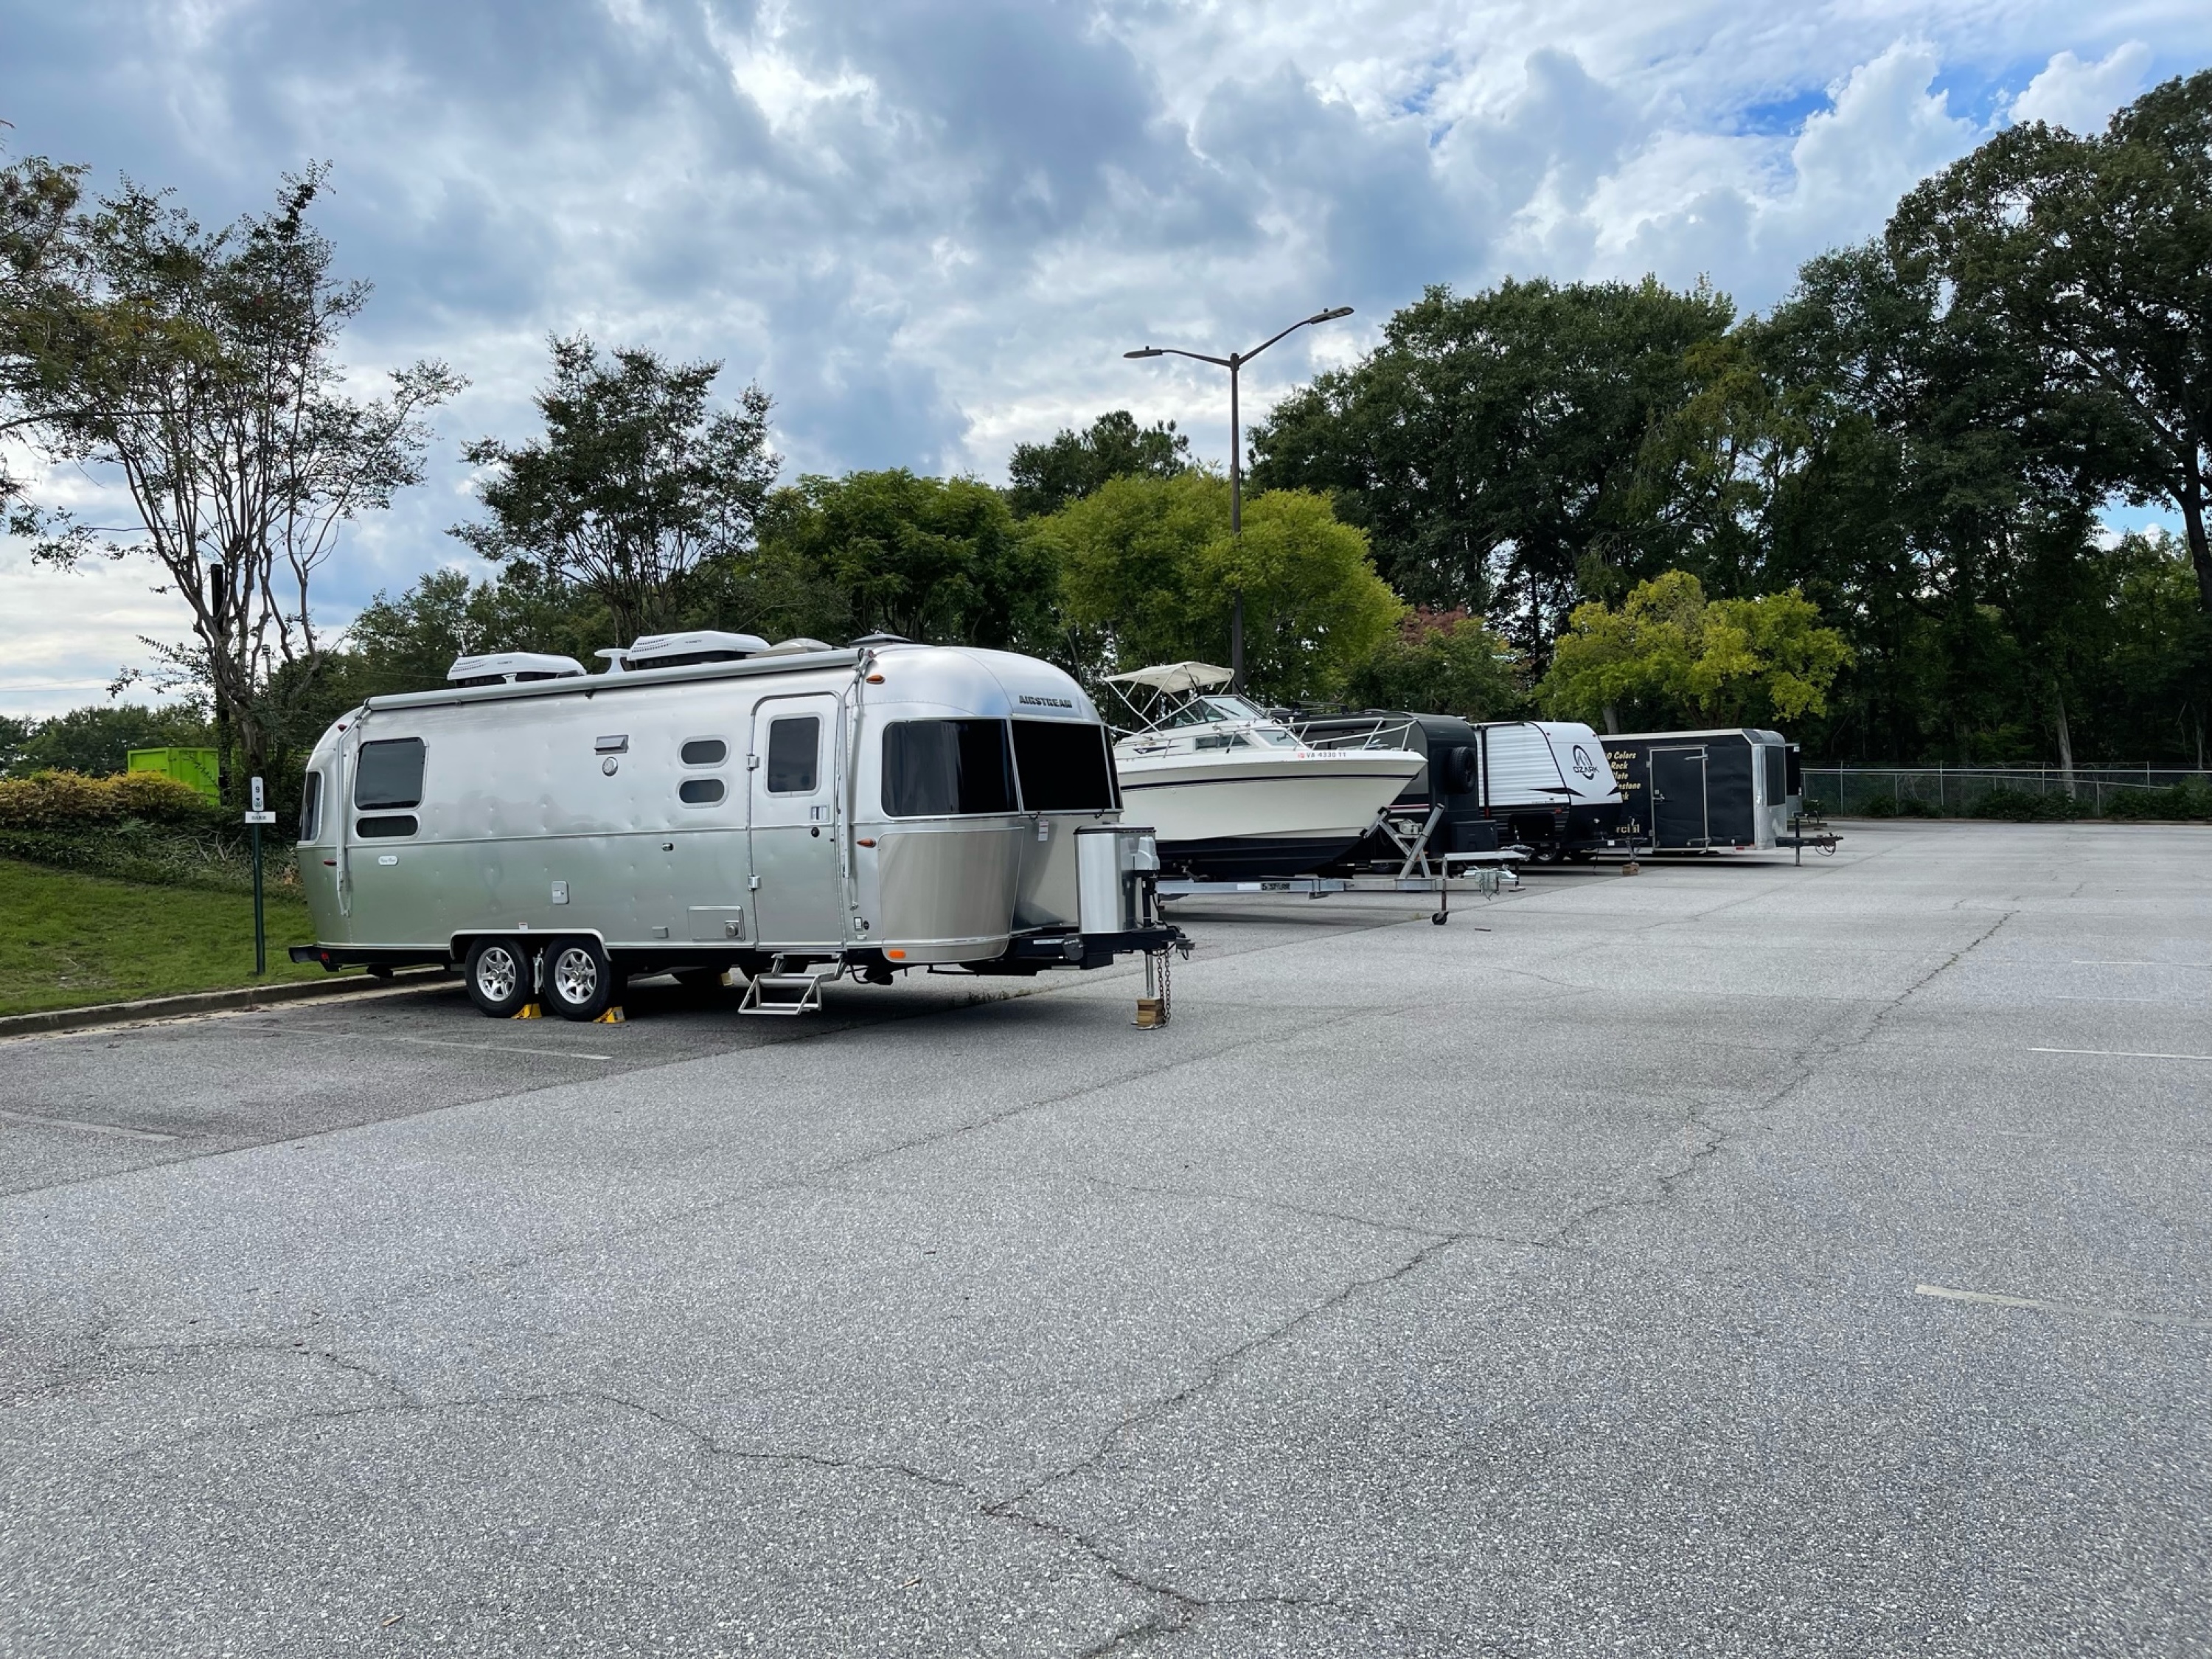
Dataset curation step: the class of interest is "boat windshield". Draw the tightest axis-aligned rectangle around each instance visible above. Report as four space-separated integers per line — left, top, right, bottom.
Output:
1158 695 1300 746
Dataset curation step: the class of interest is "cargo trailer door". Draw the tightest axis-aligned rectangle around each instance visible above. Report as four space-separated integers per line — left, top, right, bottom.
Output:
1650 745 1710 849
748 693 845 950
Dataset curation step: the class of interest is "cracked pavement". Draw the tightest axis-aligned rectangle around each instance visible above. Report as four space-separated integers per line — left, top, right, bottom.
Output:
3 820 2209 1656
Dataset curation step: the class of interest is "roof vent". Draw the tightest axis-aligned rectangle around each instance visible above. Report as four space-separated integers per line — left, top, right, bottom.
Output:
448 652 587 687
613 630 771 672
754 637 836 657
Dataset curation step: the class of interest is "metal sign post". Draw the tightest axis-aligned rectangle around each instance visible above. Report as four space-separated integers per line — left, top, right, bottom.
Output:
245 776 276 976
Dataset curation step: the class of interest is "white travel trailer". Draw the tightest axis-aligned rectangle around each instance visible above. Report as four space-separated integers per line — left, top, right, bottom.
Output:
291 641 1182 1018
1466 720 1624 860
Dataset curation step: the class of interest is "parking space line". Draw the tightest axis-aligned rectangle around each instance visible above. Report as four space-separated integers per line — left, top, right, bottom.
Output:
2070 960 2208 968
2029 1046 2212 1062
1916 1283 2212 1332
0 1108 179 1142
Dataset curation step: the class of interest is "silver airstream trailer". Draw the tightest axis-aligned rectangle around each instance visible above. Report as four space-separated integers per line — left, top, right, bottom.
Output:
290 639 1180 1018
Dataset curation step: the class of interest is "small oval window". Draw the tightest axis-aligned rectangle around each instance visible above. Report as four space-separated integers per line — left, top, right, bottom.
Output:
355 815 418 838
681 738 727 766
679 778 726 806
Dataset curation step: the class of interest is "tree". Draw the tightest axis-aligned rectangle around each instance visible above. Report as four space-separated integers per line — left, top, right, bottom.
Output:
1249 277 1736 650
1340 608 1523 720
0 713 32 774
1891 72 2212 612
338 564 611 700
0 160 460 798
756 470 1056 650
1043 472 1402 703
1540 571 1848 733
2 701 212 778
456 335 777 645
1005 409 1190 518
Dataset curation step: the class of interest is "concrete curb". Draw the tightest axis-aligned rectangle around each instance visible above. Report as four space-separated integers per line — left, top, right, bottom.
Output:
0 967 456 1040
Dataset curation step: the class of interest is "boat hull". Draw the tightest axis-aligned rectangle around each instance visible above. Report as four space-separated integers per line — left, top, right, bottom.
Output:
1115 753 1423 879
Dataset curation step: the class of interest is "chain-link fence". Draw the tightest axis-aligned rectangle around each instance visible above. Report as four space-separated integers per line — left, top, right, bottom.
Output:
1802 767 2212 820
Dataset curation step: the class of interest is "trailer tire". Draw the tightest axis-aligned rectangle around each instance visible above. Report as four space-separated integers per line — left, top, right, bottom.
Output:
543 936 616 1021
465 938 533 1019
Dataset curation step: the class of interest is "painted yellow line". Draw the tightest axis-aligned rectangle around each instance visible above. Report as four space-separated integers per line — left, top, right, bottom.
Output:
1916 1284 2212 1332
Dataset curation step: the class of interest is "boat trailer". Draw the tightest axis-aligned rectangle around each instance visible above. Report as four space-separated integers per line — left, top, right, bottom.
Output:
1156 804 1525 925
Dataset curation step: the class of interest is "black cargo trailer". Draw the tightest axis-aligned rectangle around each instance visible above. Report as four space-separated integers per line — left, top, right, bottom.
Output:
1604 728 1799 852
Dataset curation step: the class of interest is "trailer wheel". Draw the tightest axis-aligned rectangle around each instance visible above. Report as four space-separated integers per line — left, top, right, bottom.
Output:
544 936 617 1021
464 938 532 1018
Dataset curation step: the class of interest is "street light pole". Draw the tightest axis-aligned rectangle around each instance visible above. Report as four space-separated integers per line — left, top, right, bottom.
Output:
1127 305 1352 692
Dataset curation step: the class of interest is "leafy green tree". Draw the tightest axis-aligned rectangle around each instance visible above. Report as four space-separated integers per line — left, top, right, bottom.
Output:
1891 72 2212 612
1043 472 1401 703
1339 608 1523 719
456 335 777 644
337 564 611 698
0 714 28 773
1540 571 1848 732
1005 409 1190 519
0 160 459 798
4 702 212 778
757 470 1056 651
1250 277 1736 646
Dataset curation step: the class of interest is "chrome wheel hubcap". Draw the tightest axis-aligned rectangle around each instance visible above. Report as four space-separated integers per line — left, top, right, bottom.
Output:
477 947 519 1002
553 947 598 1004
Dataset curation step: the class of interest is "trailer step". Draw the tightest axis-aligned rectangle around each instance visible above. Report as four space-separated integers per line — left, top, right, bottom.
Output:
740 970 827 1016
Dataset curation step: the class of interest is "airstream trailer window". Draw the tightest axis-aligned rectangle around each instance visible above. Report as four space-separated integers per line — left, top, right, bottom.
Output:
355 815 417 838
679 777 726 805
681 738 728 767
765 717 821 793
1011 720 1118 811
883 720 1015 817
298 771 322 841
354 738 425 809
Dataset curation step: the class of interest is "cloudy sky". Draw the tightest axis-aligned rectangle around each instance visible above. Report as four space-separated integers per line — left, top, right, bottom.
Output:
4 0 2208 717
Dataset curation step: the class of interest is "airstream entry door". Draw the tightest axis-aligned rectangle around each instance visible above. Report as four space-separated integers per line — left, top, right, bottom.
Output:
748 694 844 948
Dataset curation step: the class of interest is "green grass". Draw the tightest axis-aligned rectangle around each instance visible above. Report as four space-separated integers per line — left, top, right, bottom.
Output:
0 855 344 1017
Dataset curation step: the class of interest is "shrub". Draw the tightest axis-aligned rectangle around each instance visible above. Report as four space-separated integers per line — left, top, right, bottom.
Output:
2104 780 2212 821
0 769 222 831
1968 786 2082 822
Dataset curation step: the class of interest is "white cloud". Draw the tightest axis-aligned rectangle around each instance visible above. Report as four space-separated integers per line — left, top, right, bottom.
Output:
2008 41 2153 134
3 0 2209 712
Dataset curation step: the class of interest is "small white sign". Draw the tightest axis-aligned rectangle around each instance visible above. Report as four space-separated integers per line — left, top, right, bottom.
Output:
250 775 265 812
243 810 277 824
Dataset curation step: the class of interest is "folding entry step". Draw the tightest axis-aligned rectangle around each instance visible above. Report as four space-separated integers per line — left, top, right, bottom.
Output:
739 959 831 1016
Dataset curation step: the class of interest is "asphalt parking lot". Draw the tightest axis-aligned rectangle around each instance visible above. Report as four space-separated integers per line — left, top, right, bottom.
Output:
4 819 2209 1657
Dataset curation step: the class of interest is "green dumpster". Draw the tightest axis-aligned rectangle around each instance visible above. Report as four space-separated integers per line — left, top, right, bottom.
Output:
127 747 220 804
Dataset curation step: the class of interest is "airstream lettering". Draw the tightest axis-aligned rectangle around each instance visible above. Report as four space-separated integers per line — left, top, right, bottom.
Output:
290 642 1184 1018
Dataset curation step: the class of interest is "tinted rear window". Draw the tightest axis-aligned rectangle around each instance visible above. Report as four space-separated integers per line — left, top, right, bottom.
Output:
355 738 425 809
883 720 1015 817
298 771 323 842
1011 720 1118 812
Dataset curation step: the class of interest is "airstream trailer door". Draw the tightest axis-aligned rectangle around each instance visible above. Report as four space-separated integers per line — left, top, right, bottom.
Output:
748 694 845 948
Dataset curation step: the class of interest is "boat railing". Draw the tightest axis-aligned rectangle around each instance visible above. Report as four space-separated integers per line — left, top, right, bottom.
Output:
1293 714 1419 753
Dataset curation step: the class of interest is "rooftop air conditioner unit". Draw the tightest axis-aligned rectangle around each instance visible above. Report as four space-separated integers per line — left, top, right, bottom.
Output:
446 652 588 688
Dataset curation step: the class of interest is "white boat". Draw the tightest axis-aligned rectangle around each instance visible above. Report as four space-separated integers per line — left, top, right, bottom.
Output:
1103 662 1425 879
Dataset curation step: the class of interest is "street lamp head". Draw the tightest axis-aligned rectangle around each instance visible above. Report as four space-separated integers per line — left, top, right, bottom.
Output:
1124 347 1164 359
1312 306 1354 323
